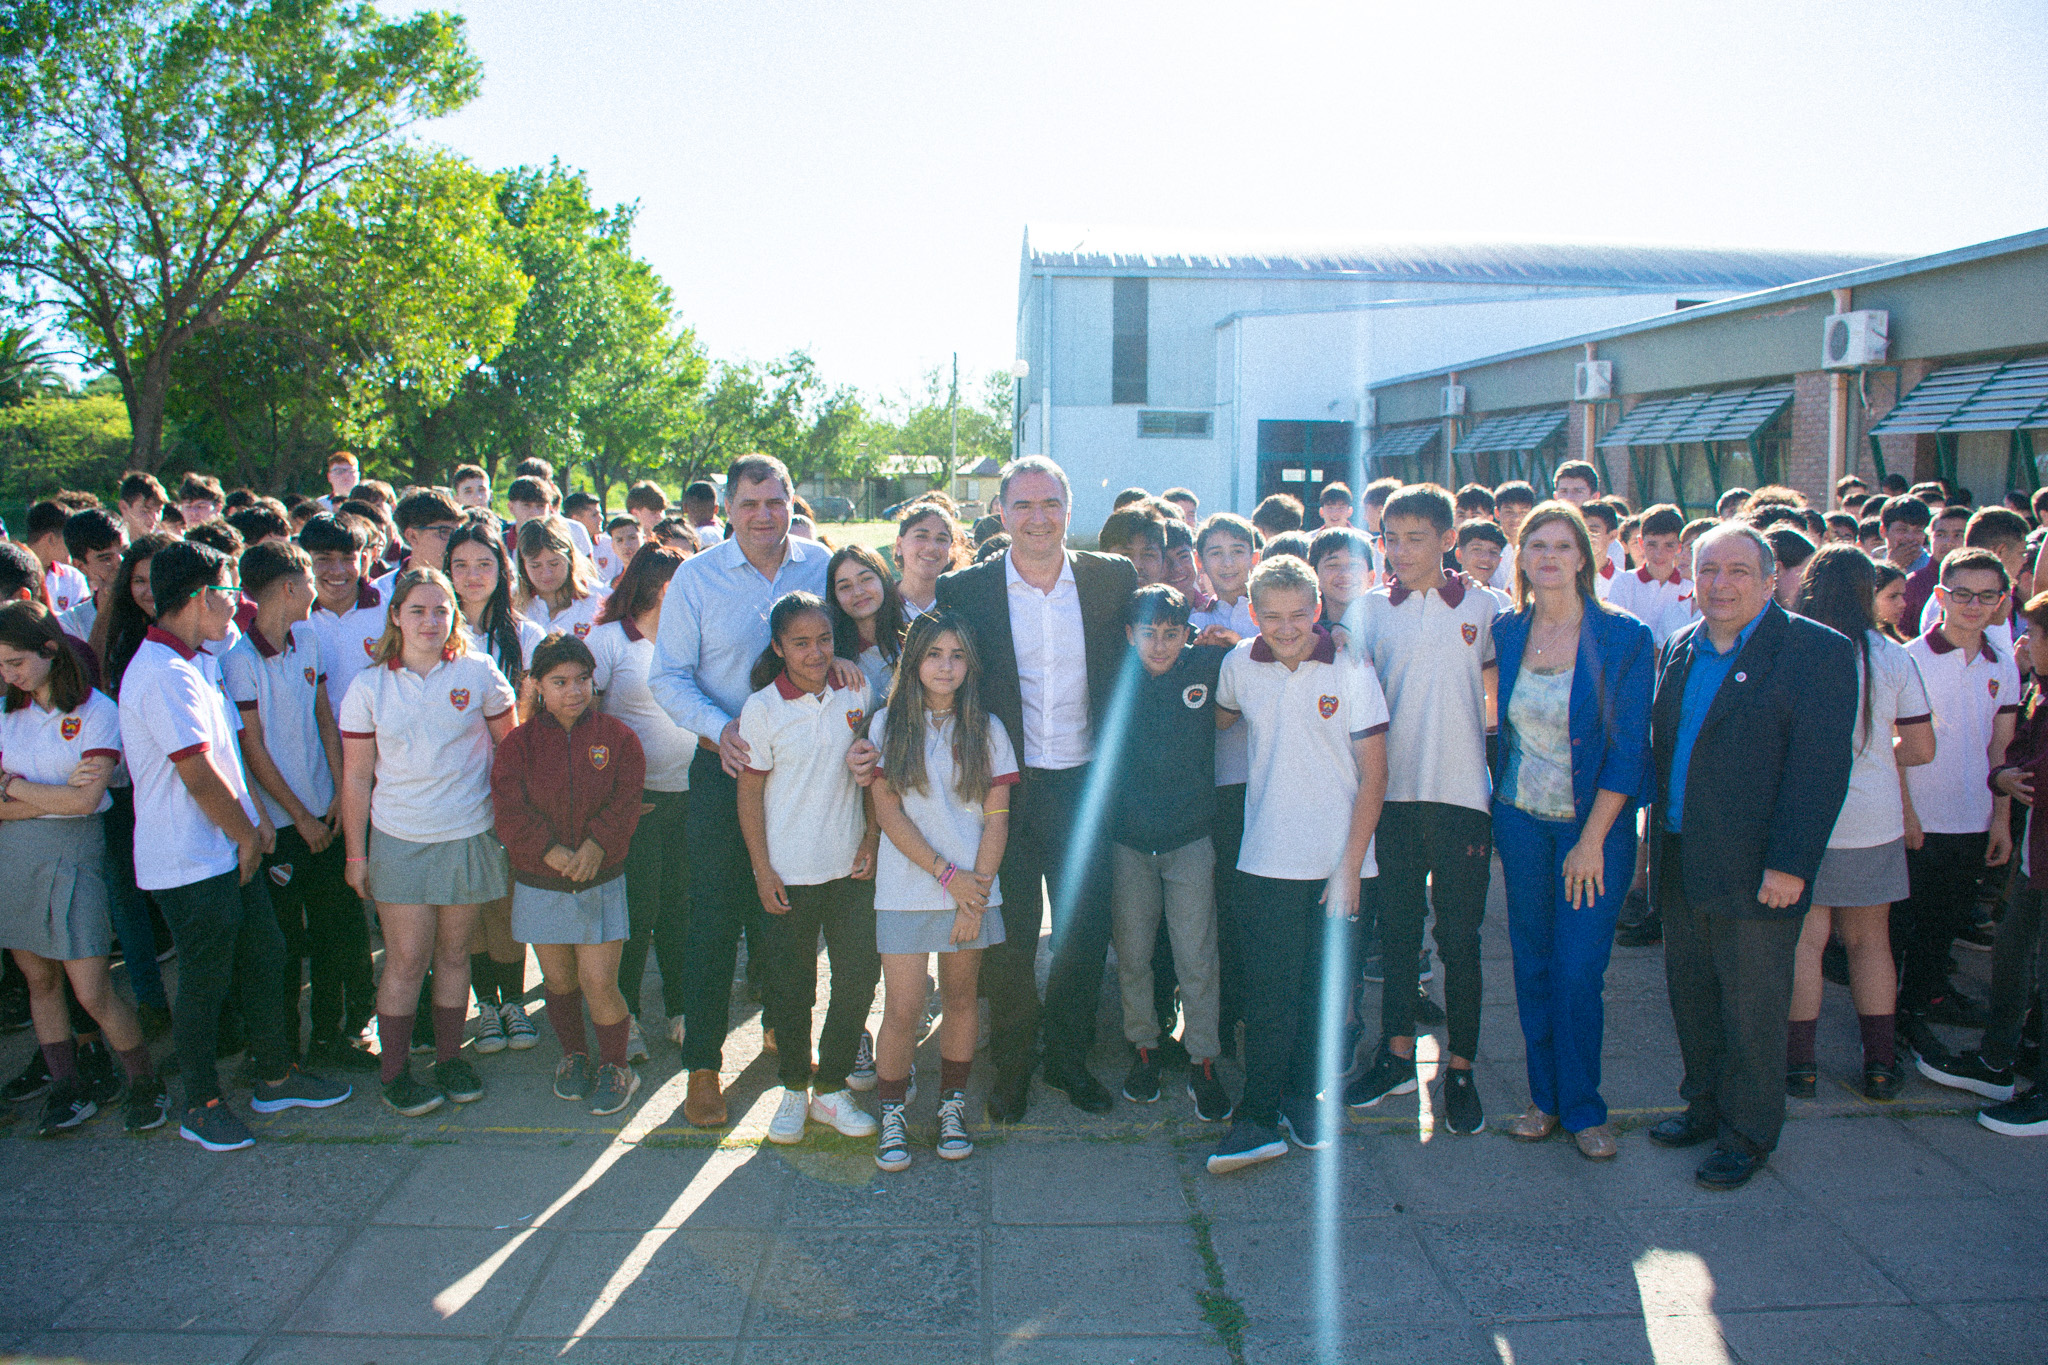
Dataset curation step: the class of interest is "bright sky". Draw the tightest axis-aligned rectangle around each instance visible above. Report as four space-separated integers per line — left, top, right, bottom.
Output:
418 0 2048 404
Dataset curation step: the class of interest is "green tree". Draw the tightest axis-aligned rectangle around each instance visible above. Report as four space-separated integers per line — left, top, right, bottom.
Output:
670 351 867 491
0 326 60 406
0 390 130 508
865 364 1013 493
0 0 480 468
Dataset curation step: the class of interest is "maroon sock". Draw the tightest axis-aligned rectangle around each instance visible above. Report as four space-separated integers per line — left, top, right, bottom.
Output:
940 1056 972 1093
1787 1018 1817 1069
378 1014 413 1084
115 1044 153 1081
41 1039 77 1081
594 1017 630 1069
878 1075 909 1103
1859 1013 1896 1069
433 1005 466 1064
546 989 587 1058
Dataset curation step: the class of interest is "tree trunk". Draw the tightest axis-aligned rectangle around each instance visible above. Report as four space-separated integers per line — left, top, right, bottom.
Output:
127 348 174 471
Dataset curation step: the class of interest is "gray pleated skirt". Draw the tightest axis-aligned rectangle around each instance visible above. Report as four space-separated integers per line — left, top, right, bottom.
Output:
0 816 111 960
511 873 629 945
368 827 510 906
875 905 1007 955
1812 837 1910 908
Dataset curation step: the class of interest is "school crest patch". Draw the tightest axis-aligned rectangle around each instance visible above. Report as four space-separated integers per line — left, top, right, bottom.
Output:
449 687 471 711
304 666 317 687
1461 622 1478 645
845 708 866 731
60 716 81 741
362 637 376 658
573 623 592 638
589 745 610 770
1990 679 2001 699
1182 683 1209 710
1318 694 1339 719
269 863 294 886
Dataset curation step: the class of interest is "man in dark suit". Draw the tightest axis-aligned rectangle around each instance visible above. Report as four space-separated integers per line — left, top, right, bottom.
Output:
932 456 1137 1121
1644 522 1856 1189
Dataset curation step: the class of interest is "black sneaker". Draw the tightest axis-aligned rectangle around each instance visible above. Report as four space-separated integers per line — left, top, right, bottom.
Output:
1862 1058 1906 1101
1277 1097 1333 1150
36 1077 97 1135
1923 988 1992 1029
382 1071 445 1117
1344 1044 1418 1113
1414 986 1446 1027
433 1057 485 1104
1207 1119 1287 1174
1155 1035 1191 1072
1043 1062 1114 1114
1786 1065 1817 1099
179 1097 254 1151
306 1037 381 1073
1122 1047 1162 1103
3 1049 51 1102
1360 950 1385 984
78 1041 123 1104
1978 1088 2048 1136
123 1075 171 1132
589 1063 640 1117
1615 912 1663 947
0 981 29 1033
1441 1068 1485 1135
251 1065 352 1113
1956 920 1997 951
1915 1049 2017 1102
1187 1059 1234 1122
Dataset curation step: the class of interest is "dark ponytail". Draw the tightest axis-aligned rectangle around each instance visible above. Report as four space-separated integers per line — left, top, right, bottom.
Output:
749 591 831 692
1792 544 1878 751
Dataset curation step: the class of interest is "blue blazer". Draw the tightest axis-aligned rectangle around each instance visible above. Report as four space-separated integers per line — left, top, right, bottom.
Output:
1489 598 1655 825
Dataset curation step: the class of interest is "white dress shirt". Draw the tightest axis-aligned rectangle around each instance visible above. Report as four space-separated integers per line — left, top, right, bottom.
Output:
1005 552 1091 770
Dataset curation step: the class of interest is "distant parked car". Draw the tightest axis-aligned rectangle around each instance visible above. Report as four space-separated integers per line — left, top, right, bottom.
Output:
811 495 855 522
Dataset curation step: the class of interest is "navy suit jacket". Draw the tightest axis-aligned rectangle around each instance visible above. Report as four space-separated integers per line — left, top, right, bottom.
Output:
1647 601 1858 920
1490 600 1655 824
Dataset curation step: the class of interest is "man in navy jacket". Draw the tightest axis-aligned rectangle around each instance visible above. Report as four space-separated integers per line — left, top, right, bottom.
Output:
1645 523 1856 1190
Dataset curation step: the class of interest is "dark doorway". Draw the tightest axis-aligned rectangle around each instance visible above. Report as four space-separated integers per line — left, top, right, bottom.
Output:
1257 420 1355 508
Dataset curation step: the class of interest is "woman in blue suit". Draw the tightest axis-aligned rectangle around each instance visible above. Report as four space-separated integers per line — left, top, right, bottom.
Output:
1490 501 1654 1160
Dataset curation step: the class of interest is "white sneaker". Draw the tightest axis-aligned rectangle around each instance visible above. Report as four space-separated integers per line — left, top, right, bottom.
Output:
935 1091 974 1160
500 1001 539 1050
626 1016 649 1064
847 1029 877 1091
472 1003 507 1054
767 1087 810 1145
809 1087 880 1137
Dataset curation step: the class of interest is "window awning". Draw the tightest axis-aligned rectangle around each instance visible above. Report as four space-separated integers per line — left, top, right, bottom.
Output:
1454 407 1568 455
1869 358 2048 435
1366 423 1441 463
1596 384 1793 447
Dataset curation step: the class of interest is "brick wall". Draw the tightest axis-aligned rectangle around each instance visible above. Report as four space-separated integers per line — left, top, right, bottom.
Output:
1783 371 1833 503
1854 358 1940 485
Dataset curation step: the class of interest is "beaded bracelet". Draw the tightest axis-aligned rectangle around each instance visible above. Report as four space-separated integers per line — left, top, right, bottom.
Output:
938 862 957 888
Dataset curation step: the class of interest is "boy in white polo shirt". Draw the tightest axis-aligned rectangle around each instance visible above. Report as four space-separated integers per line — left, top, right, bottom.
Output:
1344 483 1498 1136
118 541 352 1151
298 512 384 712
1605 504 1698 645
222 541 376 1073
1899 547 2019 1045
1205 556 1388 1174
1190 513 1259 1048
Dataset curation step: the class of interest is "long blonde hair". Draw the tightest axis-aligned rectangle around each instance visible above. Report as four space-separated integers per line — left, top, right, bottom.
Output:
1514 500 1601 609
514 514 599 615
370 567 467 666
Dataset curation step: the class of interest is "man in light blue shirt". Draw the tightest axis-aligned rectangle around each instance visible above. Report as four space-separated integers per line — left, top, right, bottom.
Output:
649 455 834 1127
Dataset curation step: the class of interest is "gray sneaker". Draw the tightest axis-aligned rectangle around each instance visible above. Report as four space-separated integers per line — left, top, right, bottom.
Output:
553 1053 593 1101
589 1063 640 1117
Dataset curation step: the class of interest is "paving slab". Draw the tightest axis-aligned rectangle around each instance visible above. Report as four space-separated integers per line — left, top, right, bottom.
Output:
1413 1211 1648 1321
1211 1216 1448 1328
12 1329 261 1363
368 1138 616 1228
503 1338 737 1364
738 1338 978 1365
510 1229 765 1340
559 1143 791 1231
168 1140 418 1225
285 1226 556 1337
1243 1322 1493 1365
777 1142 989 1228
1715 1305 1981 1365
1477 1315 1723 1365
1619 1206 1907 1312
246 1332 499 1363
0 1218 141 1329
1928 1297 2048 1365
988 1225 1207 1337
990 1141 1188 1224
990 1334 1235 1364
1828 1196 2048 1303
1766 1114 1989 1205
745 1230 981 1340
55 1222 349 1333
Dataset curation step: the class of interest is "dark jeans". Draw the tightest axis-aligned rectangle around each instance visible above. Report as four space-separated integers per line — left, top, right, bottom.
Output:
1494 801 1634 1131
1236 874 1349 1129
155 868 290 1106
1375 800 1492 1058
1895 830 1990 1012
619 788 691 1019
265 825 374 1051
1658 834 1802 1154
102 786 169 1011
678 751 769 1072
990 763 1114 1078
762 877 881 1091
1212 783 1248 1037
1985 883 2046 1068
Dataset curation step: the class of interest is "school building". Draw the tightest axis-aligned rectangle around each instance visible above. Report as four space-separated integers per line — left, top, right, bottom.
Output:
1011 224 1878 529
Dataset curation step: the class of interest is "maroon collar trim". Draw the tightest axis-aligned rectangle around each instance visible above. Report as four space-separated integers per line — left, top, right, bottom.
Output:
249 622 283 659
143 624 198 661
773 671 834 701
1923 624 2000 663
1248 624 1337 665
621 617 645 643
1386 572 1471 610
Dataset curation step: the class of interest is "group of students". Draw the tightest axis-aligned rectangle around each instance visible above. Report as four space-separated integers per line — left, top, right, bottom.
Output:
1 449 2042 1191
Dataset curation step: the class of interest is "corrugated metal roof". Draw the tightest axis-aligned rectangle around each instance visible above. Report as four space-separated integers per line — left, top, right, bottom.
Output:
1596 384 1794 447
1025 225 1881 290
1367 423 1443 463
1869 358 2048 434
1456 408 1569 454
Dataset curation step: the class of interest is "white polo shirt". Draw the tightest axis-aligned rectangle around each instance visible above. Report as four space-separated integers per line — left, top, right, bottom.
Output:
43 561 88 615
738 674 872 885
58 595 98 643
589 618 695 792
522 589 606 642
305 581 384 721
1828 631 1933 850
1190 593 1256 786
0 687 120 818
119 628 260 890
1216 632 1390 882
870 707 1020 912
1353 573 1496 813
691 521 724 546
338 650 516 843
460 613 545 678
221 621 334 828
1905 626 2022 836
589 531 623 585
1918 592 2016 658
1594 558 1619 602
1005 553 1091 769
1606 567 1699 646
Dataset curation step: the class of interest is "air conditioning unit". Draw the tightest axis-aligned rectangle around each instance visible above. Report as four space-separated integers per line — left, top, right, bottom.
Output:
1440 384 1467 417
1824 310 1889 369
1574 360 1614 401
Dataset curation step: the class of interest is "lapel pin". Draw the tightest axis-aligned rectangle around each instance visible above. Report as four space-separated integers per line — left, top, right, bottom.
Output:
1735 672 1747 682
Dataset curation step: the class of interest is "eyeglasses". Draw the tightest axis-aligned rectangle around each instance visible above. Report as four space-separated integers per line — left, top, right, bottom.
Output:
1943 587 2009 606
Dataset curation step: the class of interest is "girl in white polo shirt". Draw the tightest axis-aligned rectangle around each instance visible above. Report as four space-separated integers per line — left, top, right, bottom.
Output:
738 592 882 1147
338 567 517 1118
0 601 162 1136
865 609 1017 1172
826 543 909 699
515 516 606 641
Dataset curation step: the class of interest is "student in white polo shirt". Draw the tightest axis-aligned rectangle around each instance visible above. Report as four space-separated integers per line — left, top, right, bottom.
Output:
222 542 376 1074
515 515 607 640
368 490 464 601
1190 512 1259 1046
1205 555 1388 1175
56 508 126 646
1344 483 1498 1137
1605 504 1698 646
738 592 882 1147
1898 547 2020 1047
298 513 385 715
117 541 352 1151
338 567 517 1119
1582 501 1623 602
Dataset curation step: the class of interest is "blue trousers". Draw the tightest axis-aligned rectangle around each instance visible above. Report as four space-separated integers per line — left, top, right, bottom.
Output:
1492 800 1636 1132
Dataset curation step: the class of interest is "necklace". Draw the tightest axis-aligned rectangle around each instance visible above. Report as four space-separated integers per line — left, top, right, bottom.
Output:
1530 610 1581 658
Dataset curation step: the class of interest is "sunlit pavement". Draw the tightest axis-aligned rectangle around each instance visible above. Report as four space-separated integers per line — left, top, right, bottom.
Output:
3 865 2043 1365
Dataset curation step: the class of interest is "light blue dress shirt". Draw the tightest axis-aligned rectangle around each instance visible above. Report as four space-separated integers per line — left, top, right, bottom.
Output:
1665 610 1765 833
647 533 831 741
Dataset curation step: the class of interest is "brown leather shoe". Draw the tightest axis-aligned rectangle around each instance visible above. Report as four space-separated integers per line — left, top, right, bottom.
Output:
1506 1105 1558 1142
762 1028 777 1054
684 1068 727 1127
1571 1123 1618 1160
